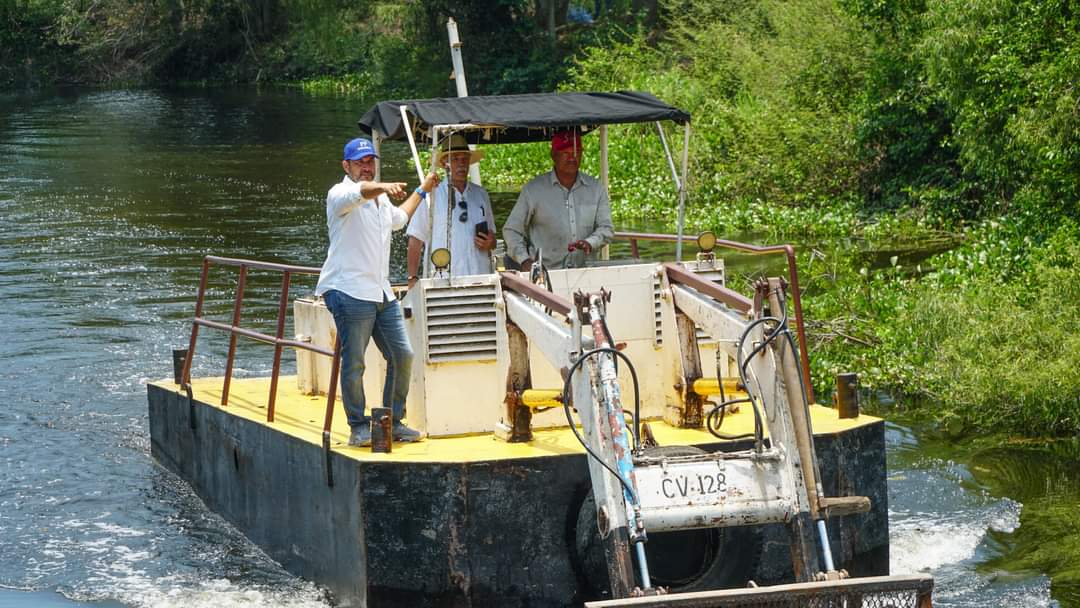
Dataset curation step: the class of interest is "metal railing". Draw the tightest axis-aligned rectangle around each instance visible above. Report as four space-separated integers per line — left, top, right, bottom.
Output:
615 231 815 404
499 270 573 316
178 255 343 461
178 233 815 459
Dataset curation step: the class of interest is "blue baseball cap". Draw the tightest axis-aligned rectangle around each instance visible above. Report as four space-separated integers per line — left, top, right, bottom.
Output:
343 138 378 161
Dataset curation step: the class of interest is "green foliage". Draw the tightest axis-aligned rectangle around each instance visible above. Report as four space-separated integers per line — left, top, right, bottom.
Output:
0 0 67 85
1 0 584 92
562 0 872 209
841 0 972 216
919 0 1080 222
807 220 1080 437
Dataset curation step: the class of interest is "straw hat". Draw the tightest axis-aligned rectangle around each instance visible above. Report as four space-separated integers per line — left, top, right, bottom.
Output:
436 134 485 166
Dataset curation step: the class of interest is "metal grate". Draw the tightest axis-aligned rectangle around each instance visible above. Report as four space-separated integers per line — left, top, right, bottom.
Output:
585 574 933 608
424 283 499 363
655 267 726 346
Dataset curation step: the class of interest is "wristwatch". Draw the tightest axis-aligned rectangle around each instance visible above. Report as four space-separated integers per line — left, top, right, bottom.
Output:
408 275 419 281
414 188 428 200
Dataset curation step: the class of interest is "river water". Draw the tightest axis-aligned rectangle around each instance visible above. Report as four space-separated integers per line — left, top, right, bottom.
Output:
0 87 1063 607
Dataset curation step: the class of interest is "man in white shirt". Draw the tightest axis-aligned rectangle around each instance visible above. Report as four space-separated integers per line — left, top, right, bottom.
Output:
315 137 439 447
406 134 496 286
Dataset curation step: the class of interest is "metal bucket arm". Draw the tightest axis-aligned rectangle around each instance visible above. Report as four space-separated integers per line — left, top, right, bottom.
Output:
666 279 822 579
584 574 935 608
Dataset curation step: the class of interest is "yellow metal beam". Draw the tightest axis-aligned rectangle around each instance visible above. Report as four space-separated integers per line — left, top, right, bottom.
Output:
692 377 742 397
520 389 563 409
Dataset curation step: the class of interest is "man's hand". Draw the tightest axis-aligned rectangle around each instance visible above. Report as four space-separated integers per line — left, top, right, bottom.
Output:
380 182 408 200
420 171 440 193
474 231 496 252
569 240 592 254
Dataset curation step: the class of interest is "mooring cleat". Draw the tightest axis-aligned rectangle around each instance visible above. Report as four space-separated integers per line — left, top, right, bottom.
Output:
392 422 424 443
348 426 372 447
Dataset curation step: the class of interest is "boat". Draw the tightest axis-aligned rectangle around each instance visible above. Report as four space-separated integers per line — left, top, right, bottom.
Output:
147 91 933 607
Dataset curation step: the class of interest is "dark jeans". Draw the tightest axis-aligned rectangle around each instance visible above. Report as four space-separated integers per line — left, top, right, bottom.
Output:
323 290 414 429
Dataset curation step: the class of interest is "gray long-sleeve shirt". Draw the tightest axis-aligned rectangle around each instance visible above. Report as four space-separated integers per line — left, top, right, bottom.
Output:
503 170 614 269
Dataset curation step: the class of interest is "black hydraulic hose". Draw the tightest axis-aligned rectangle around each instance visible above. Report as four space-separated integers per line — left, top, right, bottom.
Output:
735 313 788 449
704 355 762 440
562 346 642 503
706 397 760 440
737 317 785 378
732 287 803 453
564 346 642 450
782 328 812 416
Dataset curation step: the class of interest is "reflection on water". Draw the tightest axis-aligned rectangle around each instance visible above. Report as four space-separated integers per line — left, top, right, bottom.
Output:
0 87 1066 607
886 422 1071 607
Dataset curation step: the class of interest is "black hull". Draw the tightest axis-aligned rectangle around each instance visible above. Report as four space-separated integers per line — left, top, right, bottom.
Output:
148 383 888 607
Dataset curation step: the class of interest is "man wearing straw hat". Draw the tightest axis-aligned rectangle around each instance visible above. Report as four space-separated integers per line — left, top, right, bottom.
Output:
503 129 613 271
315 137 439 448
406 134 496 285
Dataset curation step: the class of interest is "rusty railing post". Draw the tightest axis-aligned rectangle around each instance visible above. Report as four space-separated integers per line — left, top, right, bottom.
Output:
221 264 248 406
182 257 211 391
783 245 814 405
182 257 212 429
322 337 342 487
267 270 291 422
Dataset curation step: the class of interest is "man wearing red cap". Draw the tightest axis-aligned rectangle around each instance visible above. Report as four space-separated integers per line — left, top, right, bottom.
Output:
503 129 613 270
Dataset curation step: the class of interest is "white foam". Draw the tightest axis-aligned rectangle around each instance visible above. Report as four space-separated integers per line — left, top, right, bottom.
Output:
890 496 1023 574
890 516 985 572
82 575 331 608
46 518 332 608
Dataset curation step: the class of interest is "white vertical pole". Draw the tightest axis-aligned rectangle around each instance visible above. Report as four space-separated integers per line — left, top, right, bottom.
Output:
600 125 610 261
400 105 425 184
373 134 381 182
600 125 609 192
675 123 691 262
428 126 442 279
655 121 681 191
447 18 470 99
446 18 482 186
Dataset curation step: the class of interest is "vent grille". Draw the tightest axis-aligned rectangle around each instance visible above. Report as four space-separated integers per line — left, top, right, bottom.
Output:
654 267 727 345
424 284 499 363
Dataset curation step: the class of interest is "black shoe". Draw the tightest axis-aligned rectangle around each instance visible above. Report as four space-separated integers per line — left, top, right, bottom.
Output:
392 422 423 443
348 426 372 447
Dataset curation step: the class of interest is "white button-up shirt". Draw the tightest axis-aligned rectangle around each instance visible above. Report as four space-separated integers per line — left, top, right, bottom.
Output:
406 181 495 277
315 176 408 302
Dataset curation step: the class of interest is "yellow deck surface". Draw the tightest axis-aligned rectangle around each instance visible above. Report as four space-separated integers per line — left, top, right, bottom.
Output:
152 376 880 464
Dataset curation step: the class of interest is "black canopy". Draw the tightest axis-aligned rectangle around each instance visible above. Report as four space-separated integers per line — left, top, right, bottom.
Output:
357 91 690 145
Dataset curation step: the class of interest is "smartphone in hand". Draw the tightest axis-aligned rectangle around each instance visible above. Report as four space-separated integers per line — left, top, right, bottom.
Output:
474 221 489 237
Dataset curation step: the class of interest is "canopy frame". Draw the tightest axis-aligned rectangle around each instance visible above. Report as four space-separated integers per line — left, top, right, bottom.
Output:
361 92 693 266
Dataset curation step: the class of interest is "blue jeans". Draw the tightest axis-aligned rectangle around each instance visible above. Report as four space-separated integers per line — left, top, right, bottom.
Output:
323 290 414 429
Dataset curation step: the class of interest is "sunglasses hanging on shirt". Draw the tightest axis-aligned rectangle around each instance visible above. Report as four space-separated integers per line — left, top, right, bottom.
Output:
456 195 468 223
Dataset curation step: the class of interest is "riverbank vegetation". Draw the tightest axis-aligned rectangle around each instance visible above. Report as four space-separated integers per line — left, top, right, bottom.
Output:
487 0 1080 438
4 0 1077 437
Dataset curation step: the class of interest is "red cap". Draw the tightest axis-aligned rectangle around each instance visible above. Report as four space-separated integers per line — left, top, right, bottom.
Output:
551 130 581 153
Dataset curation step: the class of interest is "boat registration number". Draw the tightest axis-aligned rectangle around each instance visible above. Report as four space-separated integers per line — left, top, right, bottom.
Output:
660 471 727 499
636 460 729 507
